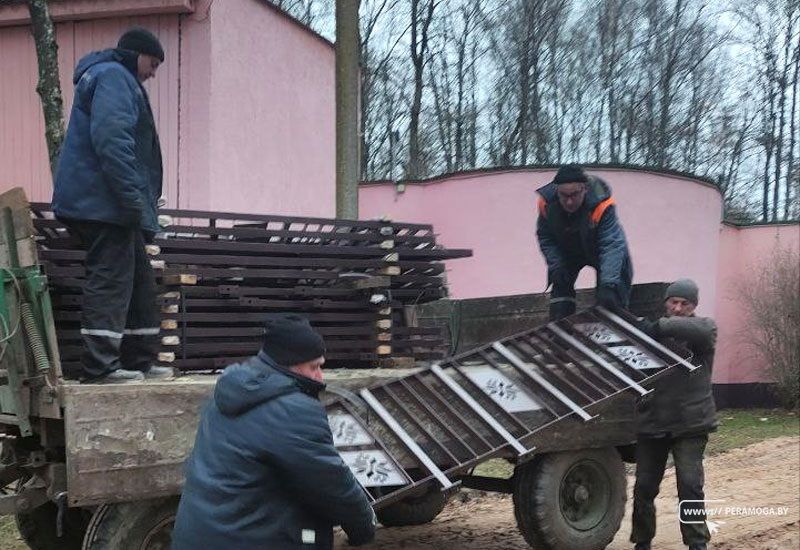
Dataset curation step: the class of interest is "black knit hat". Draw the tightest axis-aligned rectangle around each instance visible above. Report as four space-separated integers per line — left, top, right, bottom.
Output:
261 314 326 366
552 165 589 185
118 27 164 62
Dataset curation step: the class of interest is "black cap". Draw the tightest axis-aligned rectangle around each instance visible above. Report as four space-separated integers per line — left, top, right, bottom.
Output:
261 314 326 367
118 27 164 62
552 165 588 185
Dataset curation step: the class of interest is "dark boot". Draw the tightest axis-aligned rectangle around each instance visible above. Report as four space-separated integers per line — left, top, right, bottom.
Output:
634 543 651 550
87 368 144 384
688 544 707 550
81 332 124 379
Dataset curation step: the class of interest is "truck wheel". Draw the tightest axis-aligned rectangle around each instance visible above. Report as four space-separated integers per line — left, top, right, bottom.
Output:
82 497 178 550
513 448 626 550
376 487 448 527
15 502 91 550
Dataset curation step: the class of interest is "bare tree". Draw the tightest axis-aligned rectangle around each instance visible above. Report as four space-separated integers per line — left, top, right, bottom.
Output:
738 244 800 408
289 0 796 223
27 0 65 177
271 0 332 27
406 0 437 179
428 0 485 172
335 0 361 218
359 0 405 178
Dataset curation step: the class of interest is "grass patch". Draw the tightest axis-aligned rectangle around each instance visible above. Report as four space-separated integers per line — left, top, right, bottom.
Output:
0 515 26 550
472 408 799 480
707 408 799 455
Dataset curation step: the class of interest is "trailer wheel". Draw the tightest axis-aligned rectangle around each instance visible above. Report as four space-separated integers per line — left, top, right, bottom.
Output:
15 502 91 550
376 487 448 527
513 448 626 550
81 497 178 550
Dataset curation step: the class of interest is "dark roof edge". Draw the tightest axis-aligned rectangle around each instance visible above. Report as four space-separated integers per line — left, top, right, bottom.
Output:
361 163 721 193
722 220 800 228
259 1 334 50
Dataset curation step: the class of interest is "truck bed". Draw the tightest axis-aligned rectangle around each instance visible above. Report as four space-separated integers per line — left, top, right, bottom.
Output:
60 369 419 507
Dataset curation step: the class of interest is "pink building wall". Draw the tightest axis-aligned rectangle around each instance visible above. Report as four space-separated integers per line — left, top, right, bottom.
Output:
0 0 335 217
181 0 336 216
714 223 800 384
0 7 181 204
360 168 722 312
360 169 800 385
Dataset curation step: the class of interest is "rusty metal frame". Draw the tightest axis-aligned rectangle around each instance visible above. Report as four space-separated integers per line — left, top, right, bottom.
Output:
326 306 695 510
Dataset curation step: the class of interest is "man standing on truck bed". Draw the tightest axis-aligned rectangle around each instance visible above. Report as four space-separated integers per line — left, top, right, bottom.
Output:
536 165 633 320
631 279 716 550
172 314 376 550
52 27 173 383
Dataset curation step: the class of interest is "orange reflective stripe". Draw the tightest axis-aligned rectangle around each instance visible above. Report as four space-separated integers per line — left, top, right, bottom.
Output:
537 197 548 218
590 197 615 225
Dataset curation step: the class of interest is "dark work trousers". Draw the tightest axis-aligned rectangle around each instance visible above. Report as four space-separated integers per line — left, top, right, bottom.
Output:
631 434 711 546
68 221 159 379
549 261 633 320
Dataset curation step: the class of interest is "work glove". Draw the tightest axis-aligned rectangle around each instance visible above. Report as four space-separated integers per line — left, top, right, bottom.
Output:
345 509 377 546
596 284 622 311
632 317 660 339
549 299 576 321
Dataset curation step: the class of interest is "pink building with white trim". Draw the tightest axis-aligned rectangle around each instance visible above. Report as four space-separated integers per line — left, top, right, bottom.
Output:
1 1 798 404
0 0 336 216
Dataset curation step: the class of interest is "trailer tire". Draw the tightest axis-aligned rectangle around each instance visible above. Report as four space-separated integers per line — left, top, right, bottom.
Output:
376 487 448 527
513 448 626 550
15 502 91 550
81 497 178 550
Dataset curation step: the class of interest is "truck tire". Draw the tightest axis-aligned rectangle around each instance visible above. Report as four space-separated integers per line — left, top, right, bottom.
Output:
513 448 626 550
375 487 448 527
82 497 178 550
15 502 91 550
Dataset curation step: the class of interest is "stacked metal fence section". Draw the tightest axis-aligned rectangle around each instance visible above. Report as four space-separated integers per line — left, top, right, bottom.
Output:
29 204 471 377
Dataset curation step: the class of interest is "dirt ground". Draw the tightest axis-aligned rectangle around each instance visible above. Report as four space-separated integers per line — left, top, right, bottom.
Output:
334 436 800 549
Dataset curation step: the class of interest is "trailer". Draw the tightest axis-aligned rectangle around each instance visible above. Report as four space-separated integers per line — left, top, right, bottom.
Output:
0 188 696 549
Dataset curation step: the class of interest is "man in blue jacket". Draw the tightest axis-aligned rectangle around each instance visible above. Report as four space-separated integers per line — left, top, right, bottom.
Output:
536 165 633 320
173 314 376 550
53 27 172 383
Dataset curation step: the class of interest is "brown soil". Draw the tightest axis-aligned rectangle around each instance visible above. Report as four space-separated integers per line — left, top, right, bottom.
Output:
335 436 800 549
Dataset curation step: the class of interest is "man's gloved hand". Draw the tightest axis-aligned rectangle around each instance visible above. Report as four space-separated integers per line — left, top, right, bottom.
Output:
550 299 576 321
632 317 660 338
345 509 377 547
596 284 621 311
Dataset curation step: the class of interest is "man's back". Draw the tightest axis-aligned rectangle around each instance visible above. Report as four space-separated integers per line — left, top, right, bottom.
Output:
173 352 374 550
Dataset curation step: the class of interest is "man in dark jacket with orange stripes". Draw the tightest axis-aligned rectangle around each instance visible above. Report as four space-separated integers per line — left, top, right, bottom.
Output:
536 165 633 320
